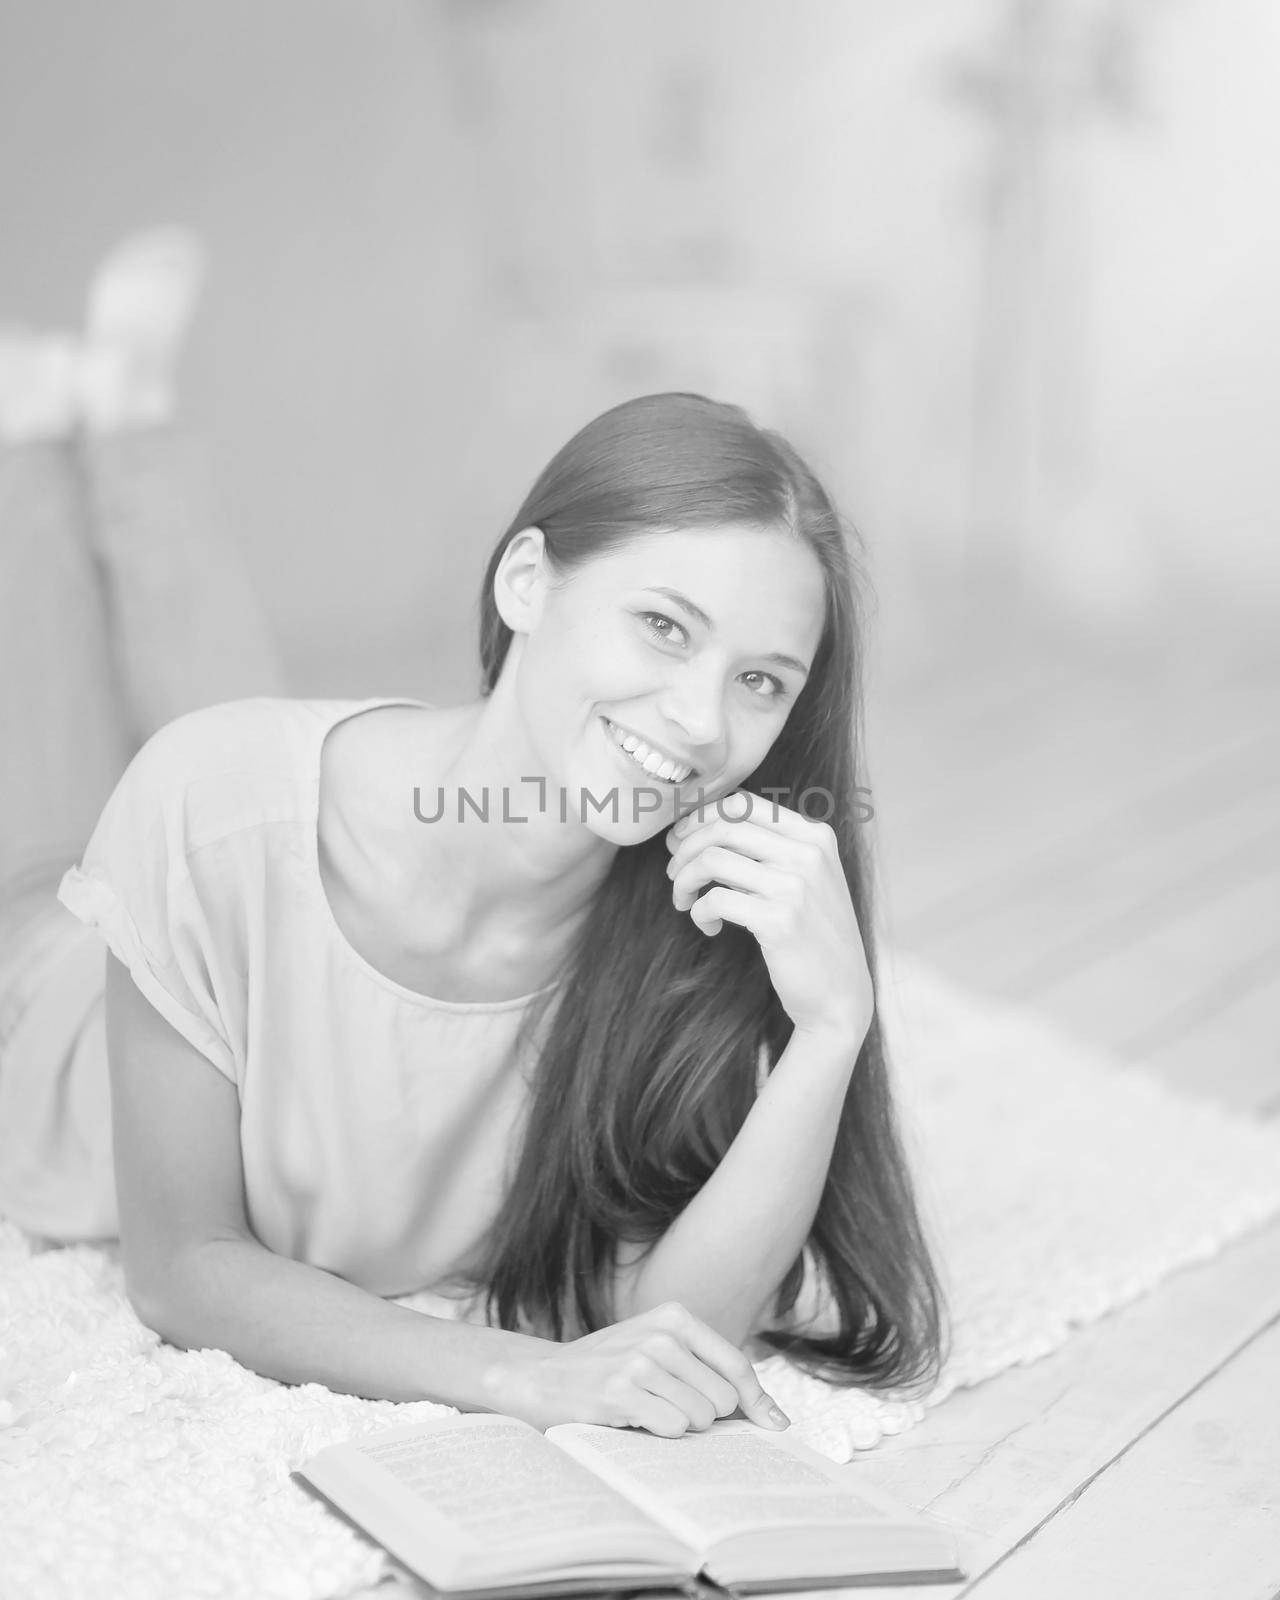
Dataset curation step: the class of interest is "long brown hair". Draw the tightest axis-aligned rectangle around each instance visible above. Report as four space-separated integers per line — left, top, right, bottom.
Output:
473 393 949 1397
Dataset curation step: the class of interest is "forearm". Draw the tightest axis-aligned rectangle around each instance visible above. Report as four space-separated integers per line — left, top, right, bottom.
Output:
614 1023 863 1346
140 1233 543 1409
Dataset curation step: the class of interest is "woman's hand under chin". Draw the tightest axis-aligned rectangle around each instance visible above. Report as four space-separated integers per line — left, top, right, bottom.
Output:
664 791 874 1047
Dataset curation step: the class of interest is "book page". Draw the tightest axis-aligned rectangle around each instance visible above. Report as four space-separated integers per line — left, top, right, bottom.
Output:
302 1415 693 1586
547 1420 908 1551
348 1417 664 1546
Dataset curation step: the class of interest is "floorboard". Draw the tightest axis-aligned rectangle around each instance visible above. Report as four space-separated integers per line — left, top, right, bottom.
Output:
900 738 1280 968
959 1310 1280 1599
1014 864 1280 1060
823 1217 1280 1598
1136 955 1280 1116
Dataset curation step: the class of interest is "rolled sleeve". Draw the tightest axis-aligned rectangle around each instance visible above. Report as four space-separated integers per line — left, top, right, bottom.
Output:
55 714 241 1087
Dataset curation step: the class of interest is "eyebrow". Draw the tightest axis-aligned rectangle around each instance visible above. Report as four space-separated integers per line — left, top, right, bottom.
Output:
641 586 811 678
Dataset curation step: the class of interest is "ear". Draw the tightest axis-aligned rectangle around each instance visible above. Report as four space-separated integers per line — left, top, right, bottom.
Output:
493 526 550 636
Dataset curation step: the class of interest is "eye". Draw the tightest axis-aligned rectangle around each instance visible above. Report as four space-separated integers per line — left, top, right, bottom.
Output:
740 670 788 701
639 611 689 646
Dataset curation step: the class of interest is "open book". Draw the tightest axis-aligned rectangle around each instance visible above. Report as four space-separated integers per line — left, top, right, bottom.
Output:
293 1414 965 1595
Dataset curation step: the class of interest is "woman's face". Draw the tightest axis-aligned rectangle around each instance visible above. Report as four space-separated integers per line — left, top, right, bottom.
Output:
498 522 827 844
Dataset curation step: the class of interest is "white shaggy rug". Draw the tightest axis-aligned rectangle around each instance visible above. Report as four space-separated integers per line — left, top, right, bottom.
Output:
4 950 1280 1599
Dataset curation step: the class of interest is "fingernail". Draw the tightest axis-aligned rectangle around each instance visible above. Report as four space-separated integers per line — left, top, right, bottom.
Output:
767 1402 790 1429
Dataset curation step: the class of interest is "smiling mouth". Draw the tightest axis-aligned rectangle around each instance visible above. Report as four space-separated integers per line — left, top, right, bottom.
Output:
600 717 700 785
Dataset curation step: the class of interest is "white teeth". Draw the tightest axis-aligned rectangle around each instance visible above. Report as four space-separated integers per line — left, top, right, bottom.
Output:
604 719 693 784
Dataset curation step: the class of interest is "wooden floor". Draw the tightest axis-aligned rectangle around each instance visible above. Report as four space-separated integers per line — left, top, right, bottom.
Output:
843 571 1280 1598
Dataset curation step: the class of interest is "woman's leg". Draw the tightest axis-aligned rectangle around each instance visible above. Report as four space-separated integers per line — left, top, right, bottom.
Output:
0 433 136 899
2 228 286 925
77 423 287 744
74 227 287 743
2 230 287 887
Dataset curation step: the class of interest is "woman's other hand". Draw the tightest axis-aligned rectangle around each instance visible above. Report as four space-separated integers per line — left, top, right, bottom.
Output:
484 1300 790 1436
665 792 873 1044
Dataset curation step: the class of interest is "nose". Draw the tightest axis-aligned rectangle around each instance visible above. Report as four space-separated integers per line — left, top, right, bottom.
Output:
657 663 727 754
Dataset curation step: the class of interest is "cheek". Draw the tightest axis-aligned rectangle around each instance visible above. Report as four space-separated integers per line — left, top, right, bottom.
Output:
521 612 647 716
525 612 600 685
731 707 789 774
561 599 623 657
578 618 662 692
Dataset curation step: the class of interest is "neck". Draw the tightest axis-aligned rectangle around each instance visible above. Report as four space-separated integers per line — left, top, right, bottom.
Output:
400 676 618 942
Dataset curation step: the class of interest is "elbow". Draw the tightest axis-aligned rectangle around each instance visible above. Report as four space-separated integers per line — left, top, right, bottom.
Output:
122 1223 257 1349
619 1279 762 1352
122 1242 217 1350
124 1261 188 1346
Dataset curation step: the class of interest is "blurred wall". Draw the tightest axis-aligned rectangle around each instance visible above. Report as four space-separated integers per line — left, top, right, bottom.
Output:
1 0 1275 700
1085 0 1280 618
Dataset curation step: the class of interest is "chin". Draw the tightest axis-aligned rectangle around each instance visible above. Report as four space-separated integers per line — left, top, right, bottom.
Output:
577 788 677 847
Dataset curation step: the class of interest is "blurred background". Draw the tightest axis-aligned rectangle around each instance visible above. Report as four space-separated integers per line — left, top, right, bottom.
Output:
2 0 1276 1104
3 0 1278 689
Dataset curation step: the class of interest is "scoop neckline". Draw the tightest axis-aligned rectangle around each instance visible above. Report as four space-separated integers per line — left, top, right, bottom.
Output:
308 695 561 1013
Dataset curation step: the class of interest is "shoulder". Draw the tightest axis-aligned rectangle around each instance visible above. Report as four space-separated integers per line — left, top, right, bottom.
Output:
65 699 345 988
108 697 343 853
126 696 327 779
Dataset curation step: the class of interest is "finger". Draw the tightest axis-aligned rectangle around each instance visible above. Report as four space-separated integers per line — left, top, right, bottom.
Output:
635 1361 720 1432
625 1389 706 1439
672 790 828 844
654 1304 791 1430
671 846 784 912
641 1334 740 1419
666 817 815 880
688 884 772 939
669 792 762 841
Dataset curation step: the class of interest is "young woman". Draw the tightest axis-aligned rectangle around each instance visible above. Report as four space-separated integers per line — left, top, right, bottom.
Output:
0 245 948 1441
